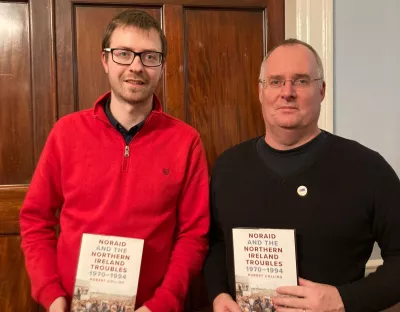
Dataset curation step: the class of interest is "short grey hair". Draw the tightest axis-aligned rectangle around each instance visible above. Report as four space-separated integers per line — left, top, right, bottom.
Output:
259 38 324 80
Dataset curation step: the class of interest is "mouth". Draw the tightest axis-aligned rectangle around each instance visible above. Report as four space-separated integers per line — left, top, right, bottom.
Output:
125 79 145 86
278 106 298 111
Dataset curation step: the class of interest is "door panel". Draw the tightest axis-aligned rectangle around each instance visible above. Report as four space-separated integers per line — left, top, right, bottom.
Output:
0 0 55 311
0 2 33 185
185 8 265 168
0 186 28 234
0 235 37 312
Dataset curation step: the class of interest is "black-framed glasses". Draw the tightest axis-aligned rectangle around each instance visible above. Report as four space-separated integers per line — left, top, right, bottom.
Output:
103 48 163 67
259 77 323 89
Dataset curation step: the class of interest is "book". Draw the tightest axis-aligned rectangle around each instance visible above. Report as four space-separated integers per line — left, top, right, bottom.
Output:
232 228 297 311
70 233 144 312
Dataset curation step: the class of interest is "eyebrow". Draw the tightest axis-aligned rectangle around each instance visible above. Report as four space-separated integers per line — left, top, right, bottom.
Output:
113 46 162 53
267 75 284 80
113 46 133 50
292 73 312 79
267 73 312 79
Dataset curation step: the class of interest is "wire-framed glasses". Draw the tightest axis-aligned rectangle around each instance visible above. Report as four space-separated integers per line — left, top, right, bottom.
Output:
259 77 323 89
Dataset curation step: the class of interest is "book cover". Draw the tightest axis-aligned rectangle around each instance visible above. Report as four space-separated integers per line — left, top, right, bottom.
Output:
70 233 144 312
232 228 297 312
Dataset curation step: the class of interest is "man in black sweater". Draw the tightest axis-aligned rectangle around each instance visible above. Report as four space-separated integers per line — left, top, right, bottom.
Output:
203 39 400 312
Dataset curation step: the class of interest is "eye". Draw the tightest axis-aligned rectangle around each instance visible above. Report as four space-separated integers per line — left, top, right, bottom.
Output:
144 52 161 62
145 53 155 60
268 79 282 86
115 50 130 57
295 78 310 85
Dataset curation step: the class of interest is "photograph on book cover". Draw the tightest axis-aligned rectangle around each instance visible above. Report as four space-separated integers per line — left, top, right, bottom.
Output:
70 234 144 312
232 228 298 312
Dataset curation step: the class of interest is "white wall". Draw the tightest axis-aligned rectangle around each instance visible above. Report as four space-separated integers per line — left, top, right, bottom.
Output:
333 0 400 259
334 0 400 175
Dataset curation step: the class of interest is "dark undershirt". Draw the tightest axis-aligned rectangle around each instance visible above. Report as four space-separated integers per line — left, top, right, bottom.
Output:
256 131 328 178
104 97 147 145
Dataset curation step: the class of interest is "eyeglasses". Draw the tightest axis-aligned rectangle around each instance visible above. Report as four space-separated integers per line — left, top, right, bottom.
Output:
103 48 163 67
259 77 323 89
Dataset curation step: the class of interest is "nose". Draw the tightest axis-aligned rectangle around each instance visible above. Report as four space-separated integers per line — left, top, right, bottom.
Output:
128 54 144 72
280 80 296 100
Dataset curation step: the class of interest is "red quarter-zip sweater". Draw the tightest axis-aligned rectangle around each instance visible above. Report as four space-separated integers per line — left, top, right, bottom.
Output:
20 92 210 312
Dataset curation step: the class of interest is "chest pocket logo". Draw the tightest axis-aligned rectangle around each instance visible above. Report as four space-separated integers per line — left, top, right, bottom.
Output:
163 168 170 175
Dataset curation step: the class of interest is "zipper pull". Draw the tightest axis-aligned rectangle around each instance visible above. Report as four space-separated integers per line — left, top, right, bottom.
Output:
124 145 130 157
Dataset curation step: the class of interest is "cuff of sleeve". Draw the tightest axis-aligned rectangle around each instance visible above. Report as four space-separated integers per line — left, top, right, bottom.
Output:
37 282 67 309
144 288 180 312
204 280 230 304
336 284 358 312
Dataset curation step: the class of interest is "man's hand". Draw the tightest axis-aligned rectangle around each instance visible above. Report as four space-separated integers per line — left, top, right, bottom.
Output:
213 293 241 312
135 306 151 312
272 278 345 312
49 297 68 312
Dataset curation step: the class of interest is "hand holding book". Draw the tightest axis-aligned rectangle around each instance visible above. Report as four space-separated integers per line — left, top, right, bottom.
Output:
134 305 152 312
272 278 345 312
49 297 68 312
213 293 242 312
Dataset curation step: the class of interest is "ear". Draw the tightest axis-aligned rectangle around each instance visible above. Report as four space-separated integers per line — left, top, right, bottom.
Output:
319 80 326 102
159 62 166 79
101 51 109 74
258 82 264 103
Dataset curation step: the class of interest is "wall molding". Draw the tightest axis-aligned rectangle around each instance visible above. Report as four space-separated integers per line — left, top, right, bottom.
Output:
285 0 333 132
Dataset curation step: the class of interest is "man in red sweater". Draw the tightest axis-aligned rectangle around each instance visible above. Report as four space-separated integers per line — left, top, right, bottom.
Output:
20 10 209 312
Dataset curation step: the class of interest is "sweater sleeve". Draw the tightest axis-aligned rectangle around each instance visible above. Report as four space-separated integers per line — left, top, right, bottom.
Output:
203 163 231 303
337 155 400 312
144 135 210 312
20 125 67 309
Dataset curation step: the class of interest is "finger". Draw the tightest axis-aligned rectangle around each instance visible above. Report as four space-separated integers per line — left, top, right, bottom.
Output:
275 307 307 312
276 285 308 297
298 277 315 287
273 296 306 309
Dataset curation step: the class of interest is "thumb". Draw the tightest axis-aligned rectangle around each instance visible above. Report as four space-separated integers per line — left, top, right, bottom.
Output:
227 299 242 312
299 277 316 287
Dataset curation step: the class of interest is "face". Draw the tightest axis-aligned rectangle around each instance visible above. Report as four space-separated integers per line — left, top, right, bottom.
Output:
259 44 325 132
102 26 163 106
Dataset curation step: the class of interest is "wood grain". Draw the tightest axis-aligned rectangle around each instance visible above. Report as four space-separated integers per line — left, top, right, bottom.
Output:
266 0 285 52
67 0 283 7
0 185 28 235
0 2 33 185
185 8 265 171
0 1 55 311
163 5 185 120
0 236 37 312
30 0 57 165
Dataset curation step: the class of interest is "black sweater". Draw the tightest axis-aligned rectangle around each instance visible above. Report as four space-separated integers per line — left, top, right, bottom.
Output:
204 133 400 312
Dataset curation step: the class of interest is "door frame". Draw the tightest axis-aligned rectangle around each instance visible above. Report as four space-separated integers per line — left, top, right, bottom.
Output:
285 0 333 132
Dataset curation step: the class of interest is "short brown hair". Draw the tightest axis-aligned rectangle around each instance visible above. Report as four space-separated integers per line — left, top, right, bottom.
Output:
102 10 168 58
259 38 324 80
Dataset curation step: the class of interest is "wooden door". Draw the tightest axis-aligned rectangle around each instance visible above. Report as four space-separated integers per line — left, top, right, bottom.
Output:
0 0 55 311
0 1 284 311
